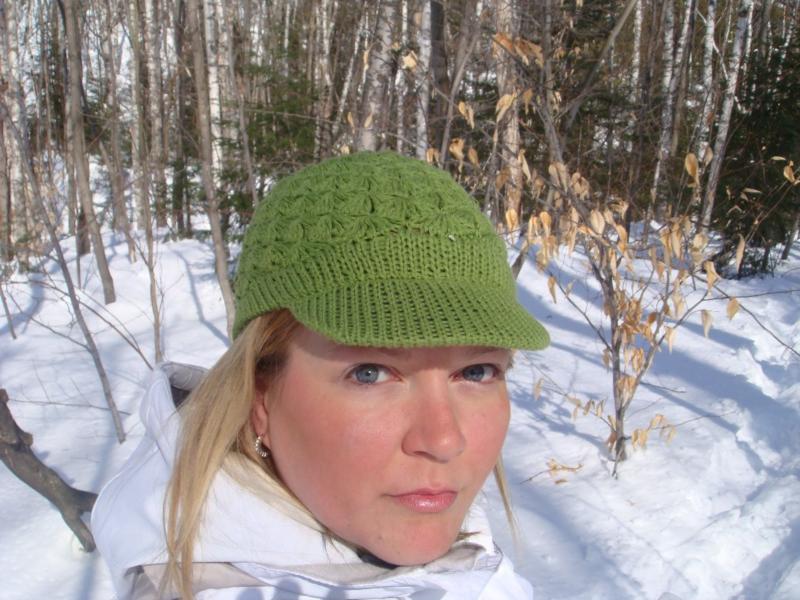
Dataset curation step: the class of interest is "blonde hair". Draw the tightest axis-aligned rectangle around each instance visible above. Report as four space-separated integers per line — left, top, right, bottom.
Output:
164 310 515 599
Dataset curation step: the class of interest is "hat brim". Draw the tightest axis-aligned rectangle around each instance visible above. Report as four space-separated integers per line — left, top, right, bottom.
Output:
289 279 550 351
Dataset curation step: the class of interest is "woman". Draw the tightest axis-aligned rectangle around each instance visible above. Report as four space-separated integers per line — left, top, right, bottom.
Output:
92 151 550 599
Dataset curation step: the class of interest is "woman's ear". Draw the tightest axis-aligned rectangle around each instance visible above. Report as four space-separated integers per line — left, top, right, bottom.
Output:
250 375 270 446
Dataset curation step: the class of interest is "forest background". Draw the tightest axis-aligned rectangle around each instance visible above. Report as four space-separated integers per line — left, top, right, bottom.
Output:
0 0 799 597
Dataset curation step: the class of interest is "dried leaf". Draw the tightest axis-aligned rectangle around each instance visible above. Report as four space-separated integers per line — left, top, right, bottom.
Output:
547 162 569 189
701 309 713 338
457 100 475 129
703 145 714 166
495 93 515 123
449 138 465 162
692 232 709 253
505 208 519 234
492 32 515 55
704 261 718 293
539 211 552 236
363 113 373 129
589 209 605 235
666 426 677 443
533 378 544 401
522 88 534 112
547 275 557 303
401 51 418 70
684 153 699 185
515 38 544 66
346 111 355 130
665 327 676 353
672 291 686 318
519 151 532 181
495 168 510 191
734 235 745 273
727 297 740 320
784 164 797 183
526 215 537 244
771 155 787 161
467 147 479 167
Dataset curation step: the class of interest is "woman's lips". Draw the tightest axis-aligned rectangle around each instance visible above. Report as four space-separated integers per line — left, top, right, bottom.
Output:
390 490 457 513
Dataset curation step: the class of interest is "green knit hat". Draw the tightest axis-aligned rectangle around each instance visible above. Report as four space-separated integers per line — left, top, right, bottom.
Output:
233 151 549 349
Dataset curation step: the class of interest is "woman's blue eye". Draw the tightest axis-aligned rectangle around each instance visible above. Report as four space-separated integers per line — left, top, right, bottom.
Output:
350 364 389 384
461 364 497 382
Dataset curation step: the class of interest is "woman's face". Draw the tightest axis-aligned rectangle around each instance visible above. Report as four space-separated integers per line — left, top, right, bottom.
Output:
252 326 511 566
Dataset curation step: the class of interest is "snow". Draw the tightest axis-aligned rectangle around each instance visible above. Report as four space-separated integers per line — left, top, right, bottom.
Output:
1 231 798 599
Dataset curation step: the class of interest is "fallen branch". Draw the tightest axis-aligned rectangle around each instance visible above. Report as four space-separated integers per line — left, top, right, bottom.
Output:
0 389 97 551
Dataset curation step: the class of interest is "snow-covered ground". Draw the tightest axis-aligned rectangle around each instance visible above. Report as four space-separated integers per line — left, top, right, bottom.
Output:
1 231 798 599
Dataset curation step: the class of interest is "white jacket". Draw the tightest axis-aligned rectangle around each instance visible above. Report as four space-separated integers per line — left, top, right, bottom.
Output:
91 363 534 600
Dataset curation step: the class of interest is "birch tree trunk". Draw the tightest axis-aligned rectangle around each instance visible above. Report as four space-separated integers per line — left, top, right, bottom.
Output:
649 0 675 216
0 0 12 262
172 0 189 234
357 0 396 151
203 0 225 178
100 0 135 260
332 6 367 146
669 0 696 156
696 0 717 163
701 0 754 232
188 0 236 337
64 0 116 304
313 0 335 159
493 0 523 221
395 0 409 153
1 0 30 265
415 0 432 159
222 1 258 208
144 0 169 228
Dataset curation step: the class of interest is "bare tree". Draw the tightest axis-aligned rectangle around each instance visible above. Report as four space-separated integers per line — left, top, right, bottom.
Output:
493 0 523 220
357 0 396 151
0 100 125 443
188 0 236 336
701 0 755 232
63 0 116 304
415 0 432 159
143 0 169 227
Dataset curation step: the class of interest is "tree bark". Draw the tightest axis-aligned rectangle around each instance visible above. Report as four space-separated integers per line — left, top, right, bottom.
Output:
144 0 169 228
172 0 190 235
415 0 432 159
0 104 9 263
696 0 717 162
64 0 116 304
0 389 97 551
701 0 754 232
332 4 367 147
494 0 523 220
649 0 675 216
357 0 396 151
203 0 225 175
1 0 31 267
188 0 236 337
100 0 135 260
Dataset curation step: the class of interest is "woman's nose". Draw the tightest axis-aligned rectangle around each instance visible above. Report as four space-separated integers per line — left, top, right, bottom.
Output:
401 378 466 462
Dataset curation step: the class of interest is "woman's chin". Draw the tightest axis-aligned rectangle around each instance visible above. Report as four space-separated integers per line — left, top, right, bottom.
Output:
365 530 458 567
